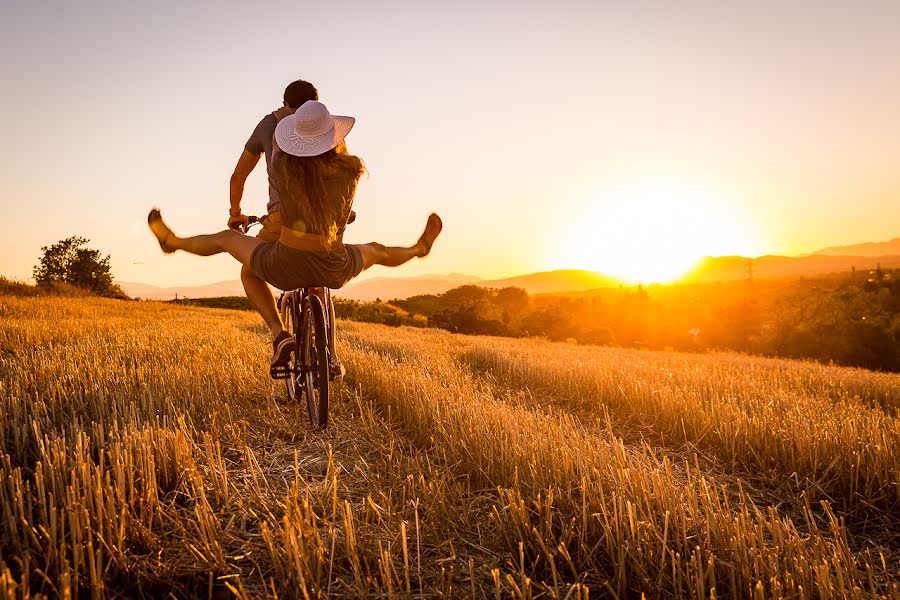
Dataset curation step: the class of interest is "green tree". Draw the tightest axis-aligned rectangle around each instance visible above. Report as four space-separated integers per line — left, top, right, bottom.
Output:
33 236 119 295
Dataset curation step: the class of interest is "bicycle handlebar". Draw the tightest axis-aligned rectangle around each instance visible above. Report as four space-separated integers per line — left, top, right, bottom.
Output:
232 211 356 234
229 215 259 233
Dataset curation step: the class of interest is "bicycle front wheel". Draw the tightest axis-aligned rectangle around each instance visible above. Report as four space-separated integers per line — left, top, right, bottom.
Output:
301 294 330 428
281 292 302 403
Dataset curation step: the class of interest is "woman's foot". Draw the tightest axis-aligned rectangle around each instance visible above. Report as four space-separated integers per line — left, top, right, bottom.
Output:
416 213 442 257
148 209 176 253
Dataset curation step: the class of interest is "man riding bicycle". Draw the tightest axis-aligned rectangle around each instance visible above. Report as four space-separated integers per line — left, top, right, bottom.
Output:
226 80 322 369
148 97 442 377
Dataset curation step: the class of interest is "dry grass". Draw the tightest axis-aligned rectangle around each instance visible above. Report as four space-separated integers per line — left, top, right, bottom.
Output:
0 296 898 598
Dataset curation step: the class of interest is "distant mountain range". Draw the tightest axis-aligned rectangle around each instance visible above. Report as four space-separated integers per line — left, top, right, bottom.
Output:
811 237 900 257
120 280 247 300
119 236 900 301
683 253 900 283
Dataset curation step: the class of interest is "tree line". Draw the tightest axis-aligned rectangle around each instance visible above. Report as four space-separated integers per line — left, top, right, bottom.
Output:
335 268 900 372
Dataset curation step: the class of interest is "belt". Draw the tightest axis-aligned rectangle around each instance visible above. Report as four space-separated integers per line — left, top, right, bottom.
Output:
278 227 331 252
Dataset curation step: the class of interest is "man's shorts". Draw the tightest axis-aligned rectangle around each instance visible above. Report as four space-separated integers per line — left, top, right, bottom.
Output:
256 211 282 243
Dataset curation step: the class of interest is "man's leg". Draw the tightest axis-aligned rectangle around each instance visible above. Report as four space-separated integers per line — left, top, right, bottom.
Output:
305 287 344 380
242 264 283 337
326 292 345 381
243 212 286 337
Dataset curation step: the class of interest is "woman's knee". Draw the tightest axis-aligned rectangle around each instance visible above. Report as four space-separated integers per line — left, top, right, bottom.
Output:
214 229 245 251
359 242 387 268
369 242 387 258
221 230 263 266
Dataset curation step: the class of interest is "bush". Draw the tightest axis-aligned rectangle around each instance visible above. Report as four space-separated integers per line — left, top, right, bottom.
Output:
33 236 126 298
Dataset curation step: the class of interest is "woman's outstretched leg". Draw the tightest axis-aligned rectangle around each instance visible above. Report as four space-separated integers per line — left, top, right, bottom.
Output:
356 213 442 270
148 209 263 265
149 209 294 365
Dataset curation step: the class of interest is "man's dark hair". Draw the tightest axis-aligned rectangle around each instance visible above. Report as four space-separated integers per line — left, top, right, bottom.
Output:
284 80 318 109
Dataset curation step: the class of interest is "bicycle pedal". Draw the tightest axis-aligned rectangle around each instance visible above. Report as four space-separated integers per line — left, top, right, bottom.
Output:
269 364 292 379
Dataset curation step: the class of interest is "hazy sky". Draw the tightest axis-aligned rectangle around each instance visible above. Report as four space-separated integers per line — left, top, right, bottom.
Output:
1 0 899 286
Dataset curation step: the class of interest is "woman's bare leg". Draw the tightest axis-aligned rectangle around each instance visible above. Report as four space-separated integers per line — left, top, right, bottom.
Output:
150 209 301 366
152 211 283 336
148 209 264 266
321 214 440 382
356 213 442 271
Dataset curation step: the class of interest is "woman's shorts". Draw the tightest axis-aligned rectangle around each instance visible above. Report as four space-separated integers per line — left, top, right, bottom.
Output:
250 241 364 291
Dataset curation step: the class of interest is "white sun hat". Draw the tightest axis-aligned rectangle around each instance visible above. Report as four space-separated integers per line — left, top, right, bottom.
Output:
274 101 355 157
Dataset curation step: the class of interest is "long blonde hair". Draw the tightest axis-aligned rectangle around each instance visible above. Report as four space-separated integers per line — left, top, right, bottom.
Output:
273 144 365 249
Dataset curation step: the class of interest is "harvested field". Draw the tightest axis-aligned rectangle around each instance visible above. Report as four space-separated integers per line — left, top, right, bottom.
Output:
1 296 898 598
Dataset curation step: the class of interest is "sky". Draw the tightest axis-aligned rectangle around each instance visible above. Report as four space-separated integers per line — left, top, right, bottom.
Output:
1 0 899 286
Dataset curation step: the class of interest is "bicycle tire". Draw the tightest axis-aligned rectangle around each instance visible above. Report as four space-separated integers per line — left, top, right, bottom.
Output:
280 293 302 403
301 294 330 428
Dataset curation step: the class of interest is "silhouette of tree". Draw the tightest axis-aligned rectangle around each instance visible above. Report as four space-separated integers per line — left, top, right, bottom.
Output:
33 236 121 296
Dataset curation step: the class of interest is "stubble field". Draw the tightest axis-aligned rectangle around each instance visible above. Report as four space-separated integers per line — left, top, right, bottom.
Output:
1 295 899 598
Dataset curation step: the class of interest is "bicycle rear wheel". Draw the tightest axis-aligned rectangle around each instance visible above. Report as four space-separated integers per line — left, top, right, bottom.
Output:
280 293 302 402
301 294 330 428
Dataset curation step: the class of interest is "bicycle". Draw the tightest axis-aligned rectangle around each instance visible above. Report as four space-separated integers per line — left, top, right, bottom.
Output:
271 286 333 427
234 214 346 429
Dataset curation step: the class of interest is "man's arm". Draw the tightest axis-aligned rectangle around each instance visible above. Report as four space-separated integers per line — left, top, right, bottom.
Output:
228 150 262 229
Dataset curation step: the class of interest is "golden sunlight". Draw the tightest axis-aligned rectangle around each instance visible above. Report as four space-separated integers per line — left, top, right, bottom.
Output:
557 182 761 284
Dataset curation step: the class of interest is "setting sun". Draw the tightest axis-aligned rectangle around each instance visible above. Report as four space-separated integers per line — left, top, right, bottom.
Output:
557 182 761 284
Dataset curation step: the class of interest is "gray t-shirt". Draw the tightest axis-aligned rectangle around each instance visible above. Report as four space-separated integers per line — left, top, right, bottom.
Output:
244 113 280 213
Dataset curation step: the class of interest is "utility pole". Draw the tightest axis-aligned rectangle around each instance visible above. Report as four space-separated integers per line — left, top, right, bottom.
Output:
746 259 754 282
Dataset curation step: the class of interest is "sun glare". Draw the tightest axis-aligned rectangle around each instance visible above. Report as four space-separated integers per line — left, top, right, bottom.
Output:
557 182 760 284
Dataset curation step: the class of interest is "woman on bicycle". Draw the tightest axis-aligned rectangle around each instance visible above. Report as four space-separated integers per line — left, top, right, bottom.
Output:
148 101 442 368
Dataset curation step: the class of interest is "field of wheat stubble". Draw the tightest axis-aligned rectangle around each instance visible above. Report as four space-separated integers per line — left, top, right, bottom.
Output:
0 295 898 598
